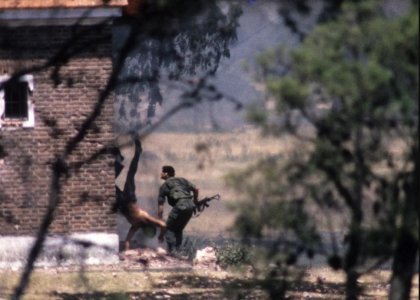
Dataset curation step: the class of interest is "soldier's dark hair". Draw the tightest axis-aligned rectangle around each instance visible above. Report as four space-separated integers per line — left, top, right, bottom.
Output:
162 165 175 177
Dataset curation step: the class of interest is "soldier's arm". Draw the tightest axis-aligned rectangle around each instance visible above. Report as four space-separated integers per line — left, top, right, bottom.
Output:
193 187 199 204
158 203 164 220
157 200 166 242
157 184 168 219
187 179 199 203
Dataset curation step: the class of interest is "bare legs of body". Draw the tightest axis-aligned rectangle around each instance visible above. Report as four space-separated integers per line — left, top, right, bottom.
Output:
123 203 166 251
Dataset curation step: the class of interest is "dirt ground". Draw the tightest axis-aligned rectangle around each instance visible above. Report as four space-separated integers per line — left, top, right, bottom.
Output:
1 248 418 300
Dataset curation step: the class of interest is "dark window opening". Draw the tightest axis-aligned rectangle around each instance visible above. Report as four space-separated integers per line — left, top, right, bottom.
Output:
4 81 28 119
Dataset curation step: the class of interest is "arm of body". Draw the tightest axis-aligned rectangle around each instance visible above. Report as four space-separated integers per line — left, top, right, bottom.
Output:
158 203 164 220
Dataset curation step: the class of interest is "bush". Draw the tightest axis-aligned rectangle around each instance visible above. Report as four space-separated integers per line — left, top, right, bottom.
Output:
215 243 252 268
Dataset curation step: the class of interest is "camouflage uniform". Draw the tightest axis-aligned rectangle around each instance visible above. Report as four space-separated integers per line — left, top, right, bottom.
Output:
158 177 196 253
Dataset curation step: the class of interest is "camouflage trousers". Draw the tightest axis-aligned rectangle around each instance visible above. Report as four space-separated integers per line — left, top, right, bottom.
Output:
165 201 194 253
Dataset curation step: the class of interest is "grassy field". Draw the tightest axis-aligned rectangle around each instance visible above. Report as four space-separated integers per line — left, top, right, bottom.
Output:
117 128 408 239
117 128 296 238
1 266 417 299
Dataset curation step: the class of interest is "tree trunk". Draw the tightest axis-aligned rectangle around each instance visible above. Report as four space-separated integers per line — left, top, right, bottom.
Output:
346 270 361 300
345 127 364 300
344 228 362 300
389 229 418 300
389 148 419 300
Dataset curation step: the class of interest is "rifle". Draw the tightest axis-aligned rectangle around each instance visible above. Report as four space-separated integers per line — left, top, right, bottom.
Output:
193 194 220 217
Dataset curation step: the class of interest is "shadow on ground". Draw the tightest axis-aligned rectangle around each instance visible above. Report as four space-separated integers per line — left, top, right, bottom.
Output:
49 273 379 300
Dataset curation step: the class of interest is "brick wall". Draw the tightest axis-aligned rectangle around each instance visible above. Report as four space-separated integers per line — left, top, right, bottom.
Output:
0 23 116 235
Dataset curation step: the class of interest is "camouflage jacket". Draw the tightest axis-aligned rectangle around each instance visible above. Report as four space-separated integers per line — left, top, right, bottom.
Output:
158 177 196 207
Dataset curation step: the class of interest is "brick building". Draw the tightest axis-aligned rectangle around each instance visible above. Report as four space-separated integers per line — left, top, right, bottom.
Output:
0 0 130 265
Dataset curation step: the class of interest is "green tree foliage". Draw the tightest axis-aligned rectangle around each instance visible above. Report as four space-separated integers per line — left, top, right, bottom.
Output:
114 0 241 130
229 1 418 299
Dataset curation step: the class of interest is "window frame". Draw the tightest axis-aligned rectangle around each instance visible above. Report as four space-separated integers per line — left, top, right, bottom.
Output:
0 74 35 128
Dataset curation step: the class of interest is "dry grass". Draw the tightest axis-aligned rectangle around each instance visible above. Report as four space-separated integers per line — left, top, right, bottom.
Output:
118 129 411 236
290 268 419 299
0 267 417 299
118 129 293 237
0 268 264 300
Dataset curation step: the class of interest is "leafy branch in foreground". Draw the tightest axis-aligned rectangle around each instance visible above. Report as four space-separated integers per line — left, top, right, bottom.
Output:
229 1 418 299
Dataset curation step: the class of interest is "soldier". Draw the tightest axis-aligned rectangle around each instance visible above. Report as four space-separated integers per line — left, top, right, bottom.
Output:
157 165 199 255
